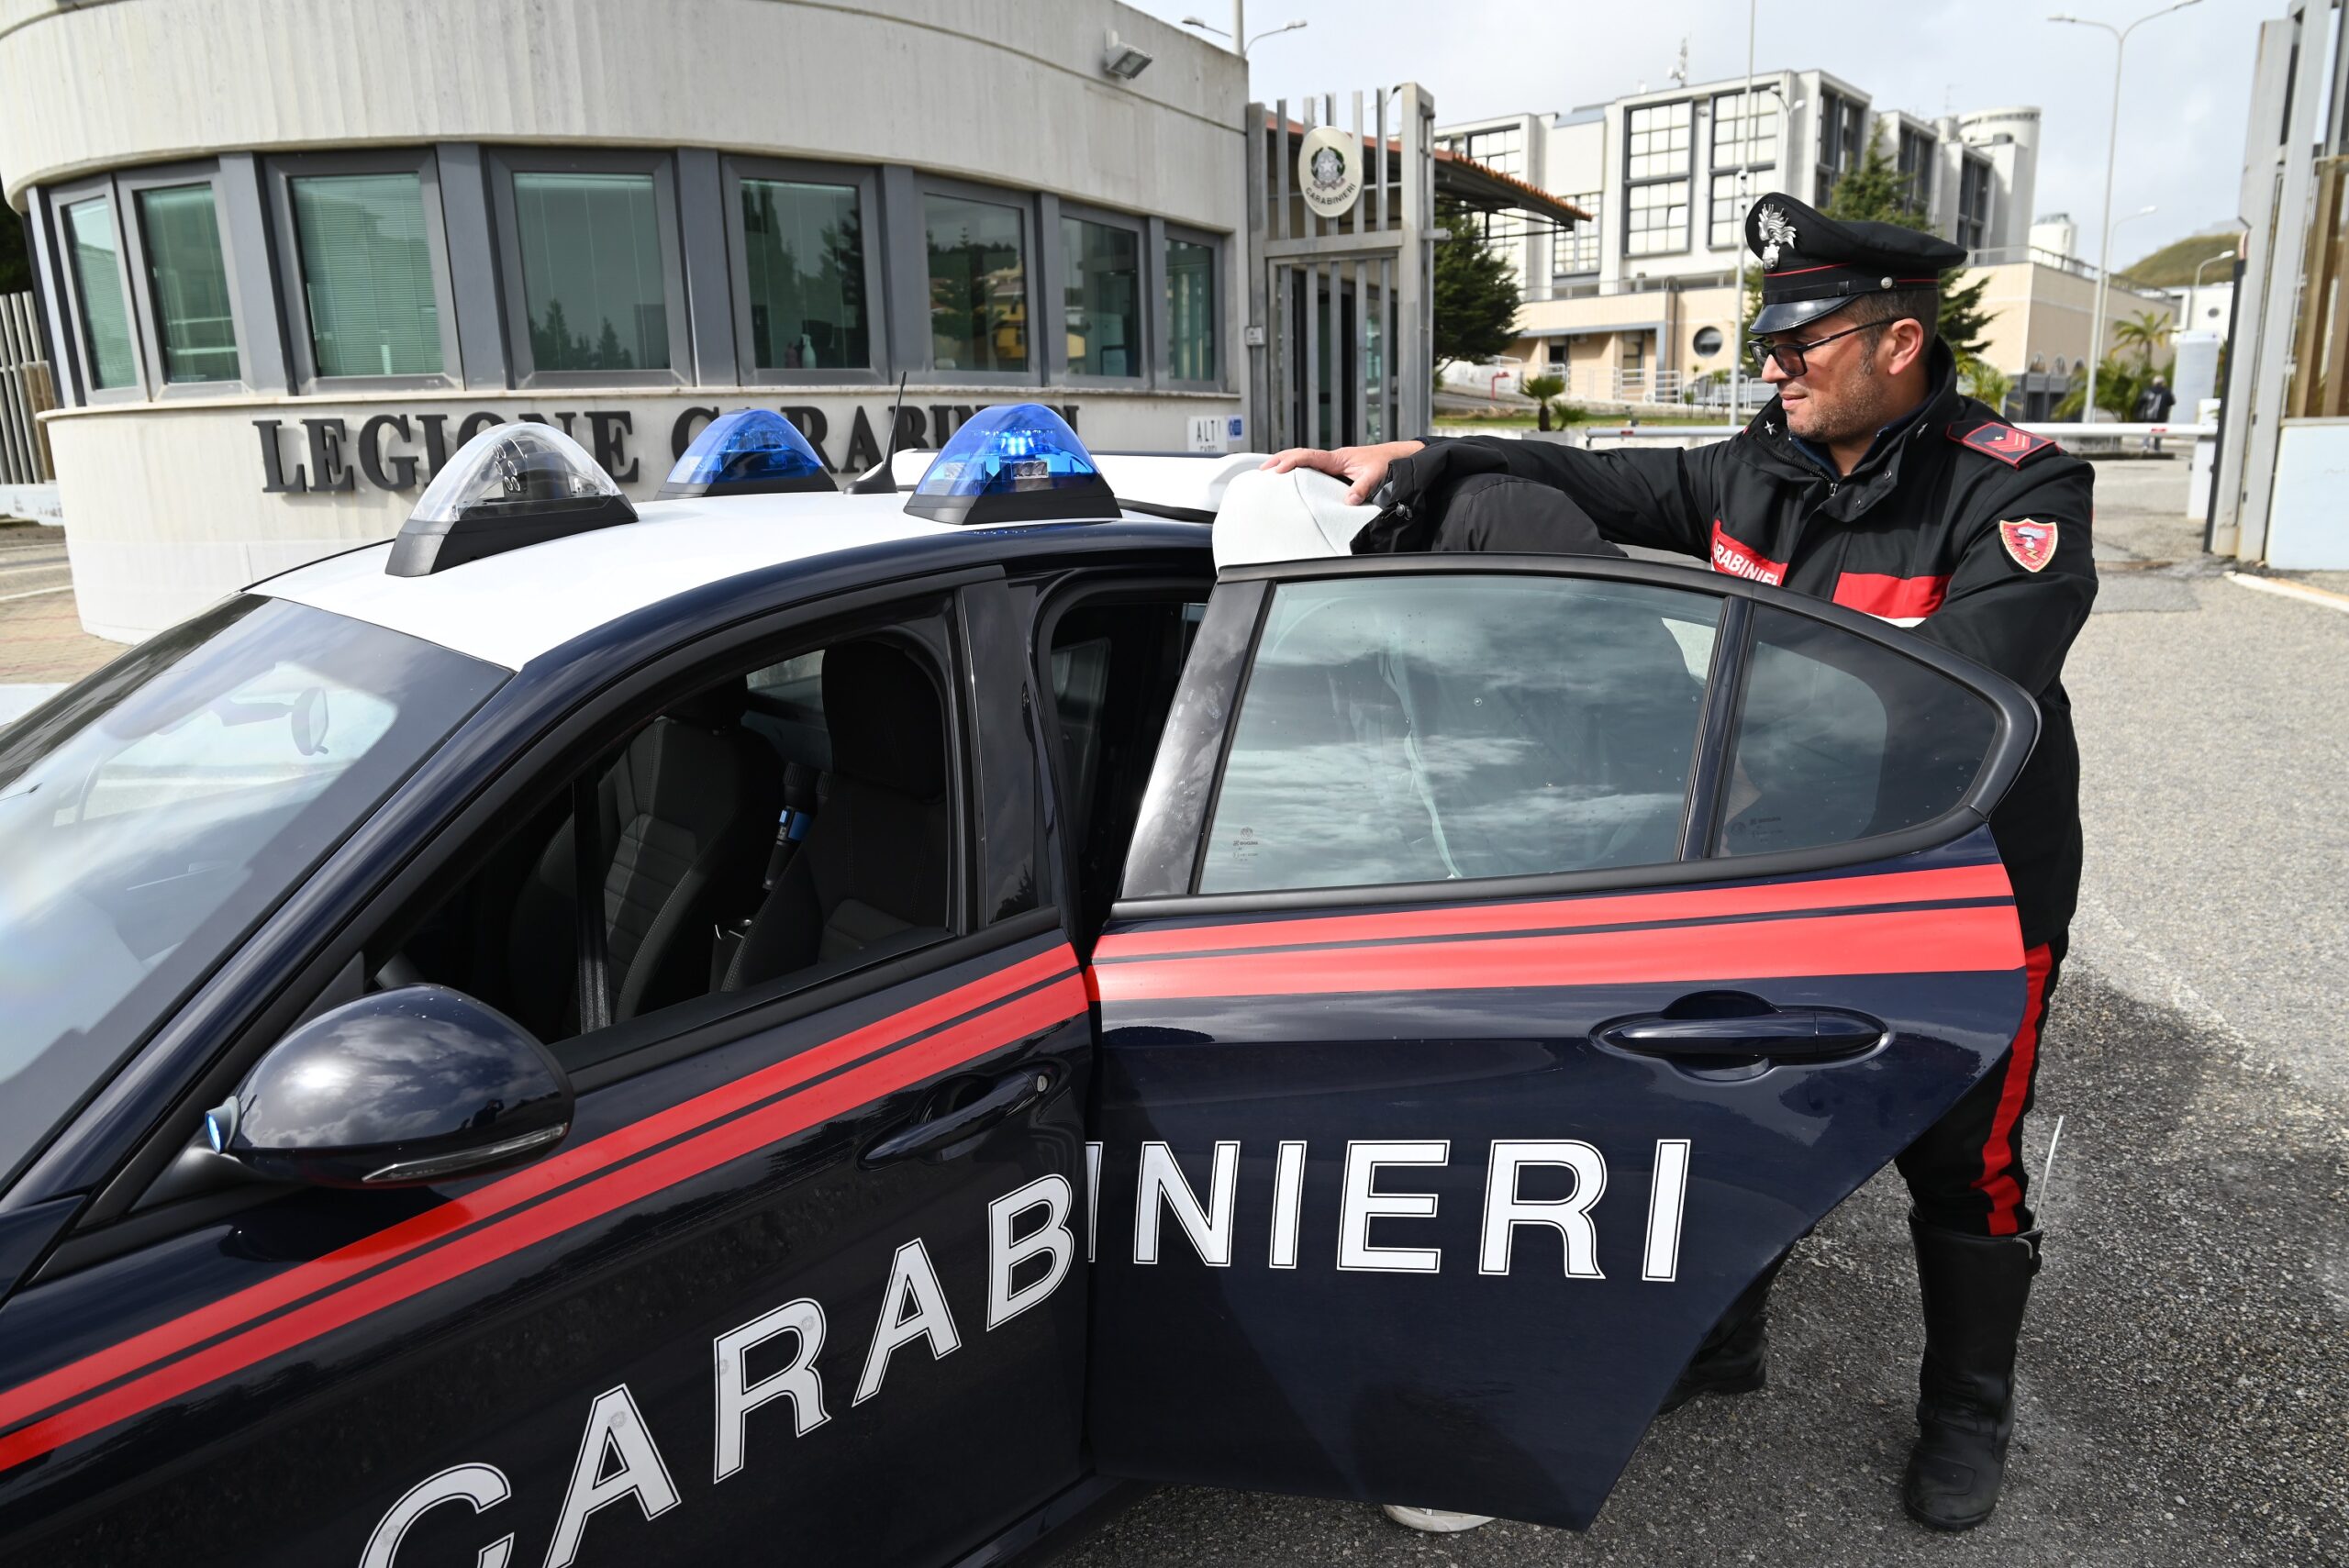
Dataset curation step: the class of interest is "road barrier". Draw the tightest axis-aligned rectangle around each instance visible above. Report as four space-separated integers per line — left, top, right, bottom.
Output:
1545 421 2216 450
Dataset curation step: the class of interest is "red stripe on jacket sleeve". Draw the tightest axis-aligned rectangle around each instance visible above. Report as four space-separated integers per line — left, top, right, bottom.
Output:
1831 572 1950 620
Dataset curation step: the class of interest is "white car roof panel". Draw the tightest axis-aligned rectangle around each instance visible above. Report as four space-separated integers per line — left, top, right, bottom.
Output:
255 495 955 671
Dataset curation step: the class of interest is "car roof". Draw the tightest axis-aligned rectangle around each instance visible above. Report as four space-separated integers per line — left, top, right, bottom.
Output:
256 451 1257 672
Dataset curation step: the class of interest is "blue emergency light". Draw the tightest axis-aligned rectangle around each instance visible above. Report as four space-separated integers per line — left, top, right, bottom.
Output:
659 408 833 498
904 403 1118 526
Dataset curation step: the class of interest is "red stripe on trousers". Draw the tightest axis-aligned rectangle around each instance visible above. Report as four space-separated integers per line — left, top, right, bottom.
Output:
0 948 1076 1440
1831 572 1949 620
0 974 1089 1475
1975 943 2054 1235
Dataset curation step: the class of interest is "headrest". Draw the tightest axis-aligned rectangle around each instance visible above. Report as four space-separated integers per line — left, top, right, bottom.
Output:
662 677 749 732
822 639 946 800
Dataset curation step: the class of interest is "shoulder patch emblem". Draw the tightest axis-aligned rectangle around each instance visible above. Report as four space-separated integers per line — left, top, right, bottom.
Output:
1999 517 2058 573
1949 420 2059 467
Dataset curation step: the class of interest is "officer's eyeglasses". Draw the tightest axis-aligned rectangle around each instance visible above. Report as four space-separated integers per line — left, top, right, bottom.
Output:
1749 322 1876 378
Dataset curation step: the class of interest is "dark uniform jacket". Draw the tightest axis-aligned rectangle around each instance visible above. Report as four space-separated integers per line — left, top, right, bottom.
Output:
1374 345 2096 948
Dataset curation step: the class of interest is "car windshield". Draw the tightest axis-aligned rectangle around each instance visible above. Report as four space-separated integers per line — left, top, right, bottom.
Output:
0 595 505 1186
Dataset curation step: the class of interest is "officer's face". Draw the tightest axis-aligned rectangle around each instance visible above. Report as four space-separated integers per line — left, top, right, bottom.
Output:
1761 310 1922 444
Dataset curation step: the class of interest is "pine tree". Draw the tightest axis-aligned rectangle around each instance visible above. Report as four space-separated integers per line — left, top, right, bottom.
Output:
1432 197 1522 372
1787 129 1993 362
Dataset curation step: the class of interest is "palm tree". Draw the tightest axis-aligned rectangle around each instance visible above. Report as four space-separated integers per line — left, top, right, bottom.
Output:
2112 309 2173 370
1522 373 1565 431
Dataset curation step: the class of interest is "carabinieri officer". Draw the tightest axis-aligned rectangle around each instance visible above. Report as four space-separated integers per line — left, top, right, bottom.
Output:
1265 191 2096 1536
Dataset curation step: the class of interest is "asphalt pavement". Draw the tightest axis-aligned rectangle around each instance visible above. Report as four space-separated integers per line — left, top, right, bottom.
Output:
1063 456 2349 1568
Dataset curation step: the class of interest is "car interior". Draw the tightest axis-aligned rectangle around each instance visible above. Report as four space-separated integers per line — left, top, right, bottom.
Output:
371 585 1207 1071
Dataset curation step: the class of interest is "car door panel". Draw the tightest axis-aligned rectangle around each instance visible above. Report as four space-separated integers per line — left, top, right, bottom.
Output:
0 929 1091 1568
1085 557 2040 1530
1087 838 2023 1527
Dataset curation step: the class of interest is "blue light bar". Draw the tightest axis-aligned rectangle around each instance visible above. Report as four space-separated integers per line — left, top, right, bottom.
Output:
659 408 833 498
905 404 1117 525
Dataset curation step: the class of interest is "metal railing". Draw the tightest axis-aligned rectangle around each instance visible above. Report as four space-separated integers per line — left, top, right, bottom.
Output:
0 292 55 486
1548 419 2216 449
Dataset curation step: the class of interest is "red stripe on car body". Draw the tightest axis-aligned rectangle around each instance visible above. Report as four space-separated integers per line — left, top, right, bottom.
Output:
0 950 1079 1455
1096 864 2012 962
1092 906 2021 1004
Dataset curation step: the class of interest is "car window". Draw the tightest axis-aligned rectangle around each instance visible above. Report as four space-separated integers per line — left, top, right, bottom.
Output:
0 595 504 1185
1197 574 1717 894
1717 606 1998 856
382 620 957 1073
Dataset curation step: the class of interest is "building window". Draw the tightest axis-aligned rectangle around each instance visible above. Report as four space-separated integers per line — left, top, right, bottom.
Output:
1709 172 1752 250
1627 101 1692 180
512 171 671 373
1957 158 1992 250
926 193 1028 374
740 177 869 371
1626 179 1690 257
1711 91 1779 169
1554 193 1600 276
1693 325 1724 356
1165 236 1217 383
1063 216 1141 379
135 183 239 384
1463 125 1526 178
289 172 442 379
1814 91 1868 205
1897 125 1937 216
63 196 137 392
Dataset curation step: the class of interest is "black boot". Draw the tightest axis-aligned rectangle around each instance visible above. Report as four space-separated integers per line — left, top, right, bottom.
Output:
1903 1211 2041 1531
1660 1252 1787 1413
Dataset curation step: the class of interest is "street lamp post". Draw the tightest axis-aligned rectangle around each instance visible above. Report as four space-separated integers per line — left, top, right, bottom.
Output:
1180 9 1307 56
2052 0 2203 423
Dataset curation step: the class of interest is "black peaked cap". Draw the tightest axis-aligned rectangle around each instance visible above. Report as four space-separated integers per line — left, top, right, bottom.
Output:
1746 192 1967 335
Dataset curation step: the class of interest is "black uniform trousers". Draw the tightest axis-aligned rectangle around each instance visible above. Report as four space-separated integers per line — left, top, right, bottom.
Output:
1896 934 2063 1237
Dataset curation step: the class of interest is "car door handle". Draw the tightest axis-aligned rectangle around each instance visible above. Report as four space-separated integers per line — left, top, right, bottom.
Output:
862 1066 1055 1166
1595 1005 1887 1062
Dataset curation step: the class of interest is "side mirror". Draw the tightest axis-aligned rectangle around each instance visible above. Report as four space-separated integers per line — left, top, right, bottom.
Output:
207 986 573 1188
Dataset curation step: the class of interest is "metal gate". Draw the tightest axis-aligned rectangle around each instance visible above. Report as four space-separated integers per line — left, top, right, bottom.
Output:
1247 86 1434 451
0 291 54 486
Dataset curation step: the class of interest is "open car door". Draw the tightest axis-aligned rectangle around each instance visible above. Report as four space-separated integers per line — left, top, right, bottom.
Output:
1083 554 2041 1529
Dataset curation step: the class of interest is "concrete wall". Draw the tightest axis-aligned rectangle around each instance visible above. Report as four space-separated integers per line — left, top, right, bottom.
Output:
0 0 1241 226
1962 260 2178 380
2 0 1250 640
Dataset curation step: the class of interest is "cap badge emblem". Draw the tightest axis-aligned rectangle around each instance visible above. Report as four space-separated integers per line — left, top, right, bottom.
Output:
1757 204 1797 269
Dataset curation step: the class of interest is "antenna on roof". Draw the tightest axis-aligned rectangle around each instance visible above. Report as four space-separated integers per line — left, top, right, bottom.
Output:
1669 37 1688 87
849 372 911 494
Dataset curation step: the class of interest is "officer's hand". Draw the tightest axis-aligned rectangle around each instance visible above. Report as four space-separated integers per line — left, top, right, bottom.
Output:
1260 440 1427 506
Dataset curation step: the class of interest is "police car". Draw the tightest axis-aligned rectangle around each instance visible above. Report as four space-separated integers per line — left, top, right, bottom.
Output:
0 406 2040 1565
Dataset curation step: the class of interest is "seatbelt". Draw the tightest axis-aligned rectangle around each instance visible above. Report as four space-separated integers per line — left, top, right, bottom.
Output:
573 772 613 1034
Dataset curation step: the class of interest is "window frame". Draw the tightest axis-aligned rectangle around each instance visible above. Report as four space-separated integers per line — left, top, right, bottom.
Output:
1553 193 1601 280
909 172 1043 388
1116 555 2039 917
1623 98 1695 259
1052 198 1149 390
1158 220 1227 393
1709 89 1781 173
487 146 694 390
264 148 463 395
62 569 1003 1245
49 175 149 406
719 154 889 388
112 161 251 398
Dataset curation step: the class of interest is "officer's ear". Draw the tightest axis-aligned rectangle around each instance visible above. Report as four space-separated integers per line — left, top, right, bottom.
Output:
1883 317 1931 377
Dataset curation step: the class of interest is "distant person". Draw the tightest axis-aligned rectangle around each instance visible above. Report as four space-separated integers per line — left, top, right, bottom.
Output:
2136 374 2176 452
1267 191 2097 1539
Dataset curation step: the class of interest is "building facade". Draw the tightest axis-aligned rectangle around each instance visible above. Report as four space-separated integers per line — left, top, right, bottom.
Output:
0 0 1248 640
1439 73 2168 415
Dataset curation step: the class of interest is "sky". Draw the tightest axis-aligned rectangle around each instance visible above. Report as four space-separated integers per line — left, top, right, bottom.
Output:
1126 0 2283 269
